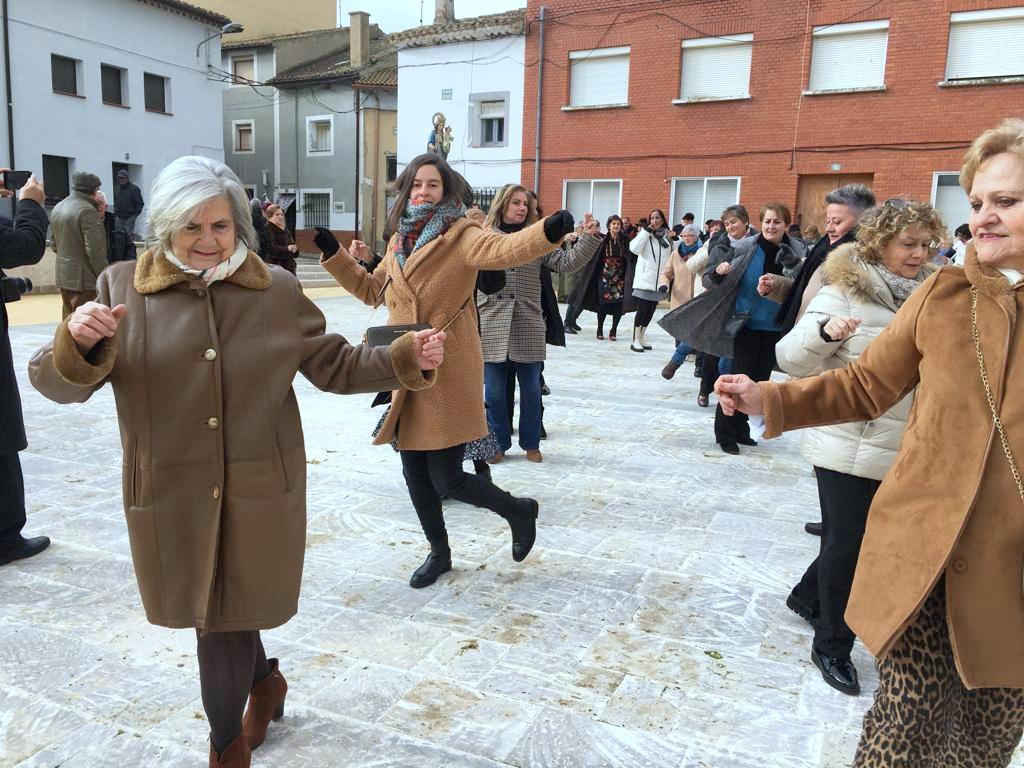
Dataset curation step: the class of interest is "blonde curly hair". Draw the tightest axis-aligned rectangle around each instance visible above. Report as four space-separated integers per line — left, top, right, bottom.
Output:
854 199 946 265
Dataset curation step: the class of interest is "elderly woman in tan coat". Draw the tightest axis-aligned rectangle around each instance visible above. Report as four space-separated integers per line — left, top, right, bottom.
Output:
29 156 443 768
716 118 1024 766
314 154 578 591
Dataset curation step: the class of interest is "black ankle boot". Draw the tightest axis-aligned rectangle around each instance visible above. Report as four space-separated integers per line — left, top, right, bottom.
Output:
502 499 539 562
409 543 452 589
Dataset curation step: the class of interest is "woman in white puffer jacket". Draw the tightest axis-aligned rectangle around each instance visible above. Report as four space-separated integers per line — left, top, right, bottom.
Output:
628 208 678 352
777 199 945 699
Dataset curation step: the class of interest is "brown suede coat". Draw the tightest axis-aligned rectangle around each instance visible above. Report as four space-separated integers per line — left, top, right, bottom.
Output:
321 217 558 451
28 250 433 632
761 246 1024 688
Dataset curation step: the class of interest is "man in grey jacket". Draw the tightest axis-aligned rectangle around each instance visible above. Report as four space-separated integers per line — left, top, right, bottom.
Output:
51 171 107 318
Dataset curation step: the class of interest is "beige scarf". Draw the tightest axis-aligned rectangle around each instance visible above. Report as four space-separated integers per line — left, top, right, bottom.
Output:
165 240 249 284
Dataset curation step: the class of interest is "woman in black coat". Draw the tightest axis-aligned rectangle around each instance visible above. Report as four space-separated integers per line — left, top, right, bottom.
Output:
563 215 636 340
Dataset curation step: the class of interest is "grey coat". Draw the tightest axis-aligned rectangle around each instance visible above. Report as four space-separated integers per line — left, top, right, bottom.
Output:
51 191 108 291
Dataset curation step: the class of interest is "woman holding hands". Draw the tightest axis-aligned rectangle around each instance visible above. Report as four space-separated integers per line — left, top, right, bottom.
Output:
29 156 443 767
716 119 1024 766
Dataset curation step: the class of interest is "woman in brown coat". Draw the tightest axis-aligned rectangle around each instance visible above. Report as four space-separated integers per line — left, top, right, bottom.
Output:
28 156 444 768
263 203 297 275
716 118 1024 766
313 153 577 590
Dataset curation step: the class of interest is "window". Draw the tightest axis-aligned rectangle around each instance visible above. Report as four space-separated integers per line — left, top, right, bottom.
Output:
807 20 889 93
233 120 255 154
931 173 972 238
386 155 397 183
670 177 741 226
242 185 256 200
945 8 1024 81
306 115 333 155
567 46 630 109
41 155 71 205
469 92 509 148
441 88 453 100
563 179 622 226
231 55 255 84
301 191 331 229
101 64 127 106
144 72 169 113
51 54 80 96
678 34 753 103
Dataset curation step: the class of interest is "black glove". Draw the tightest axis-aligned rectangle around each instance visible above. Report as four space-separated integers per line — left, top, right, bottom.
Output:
543 210 575 243
313 227 340 258
658 284 669 293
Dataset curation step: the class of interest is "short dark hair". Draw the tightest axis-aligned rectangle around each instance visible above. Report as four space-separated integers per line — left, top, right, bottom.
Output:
954 223 971 241
682 212 695 221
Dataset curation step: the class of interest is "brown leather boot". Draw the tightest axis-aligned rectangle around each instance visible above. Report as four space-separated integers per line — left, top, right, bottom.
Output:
209 734 251 768
242 658 287 750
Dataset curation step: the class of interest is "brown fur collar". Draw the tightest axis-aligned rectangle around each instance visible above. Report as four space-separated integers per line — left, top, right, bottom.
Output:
820 243 938 304
964 243 1020 315
133 249 272 295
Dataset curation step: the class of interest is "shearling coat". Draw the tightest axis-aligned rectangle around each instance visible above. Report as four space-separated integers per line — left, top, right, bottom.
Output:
760 247 1024 688
321 217 560 451
28 250 432 632
659 246 699 310
775 244 935 481
51 190 108 291
479 231 600 363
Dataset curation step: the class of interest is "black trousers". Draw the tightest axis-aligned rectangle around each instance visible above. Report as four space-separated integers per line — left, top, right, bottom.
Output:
699 354 719 397
791 467 881 657
597 306 622 336
0 451 26 549
633 298 658 328
714 329 779 444
400 444 516 546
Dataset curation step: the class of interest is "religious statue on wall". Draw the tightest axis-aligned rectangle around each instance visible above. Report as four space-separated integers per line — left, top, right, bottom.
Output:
428 112 453 159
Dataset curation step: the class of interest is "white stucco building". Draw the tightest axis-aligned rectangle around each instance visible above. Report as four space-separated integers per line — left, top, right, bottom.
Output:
0 0 232 222
393 5 526 198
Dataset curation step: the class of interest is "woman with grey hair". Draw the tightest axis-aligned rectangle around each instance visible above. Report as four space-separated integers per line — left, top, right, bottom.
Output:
766 183 876 334
28 155 445 767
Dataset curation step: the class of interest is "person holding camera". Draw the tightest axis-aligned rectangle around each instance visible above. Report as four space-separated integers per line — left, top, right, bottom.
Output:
0 172 50 566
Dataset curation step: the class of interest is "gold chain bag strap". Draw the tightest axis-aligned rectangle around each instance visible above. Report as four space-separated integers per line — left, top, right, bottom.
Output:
970 286 1024 522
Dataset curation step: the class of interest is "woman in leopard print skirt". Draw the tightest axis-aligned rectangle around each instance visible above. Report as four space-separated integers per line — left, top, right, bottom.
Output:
716 118 1024 766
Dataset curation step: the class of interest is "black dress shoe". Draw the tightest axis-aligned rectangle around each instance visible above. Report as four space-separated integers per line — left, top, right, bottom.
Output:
693 367 702 378
805 521 822 536
409 546 452 589
737 437 758 447
786 593 820 628
540 424 547 440
569 323 582 332
811 650 860 695
564 325 578 335
720 442 740 455
503 498 539 562
0 535 50 567
541 384 551 396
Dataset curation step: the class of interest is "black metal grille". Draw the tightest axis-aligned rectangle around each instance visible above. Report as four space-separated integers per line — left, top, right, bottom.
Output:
302 193 331 229
473 187 497 213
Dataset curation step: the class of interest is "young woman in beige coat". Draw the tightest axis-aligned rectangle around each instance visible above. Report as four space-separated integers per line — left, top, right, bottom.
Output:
29 157 444 768
315 154 578 591
717 118 1024 767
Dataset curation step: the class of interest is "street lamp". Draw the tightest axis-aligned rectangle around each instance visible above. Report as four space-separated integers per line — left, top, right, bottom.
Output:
196 22 245 56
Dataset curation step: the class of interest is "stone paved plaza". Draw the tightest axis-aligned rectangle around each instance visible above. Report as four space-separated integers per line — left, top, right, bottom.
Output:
4 295 1023 768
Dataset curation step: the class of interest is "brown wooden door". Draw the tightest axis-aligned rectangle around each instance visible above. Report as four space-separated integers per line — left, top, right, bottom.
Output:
796 174 874 233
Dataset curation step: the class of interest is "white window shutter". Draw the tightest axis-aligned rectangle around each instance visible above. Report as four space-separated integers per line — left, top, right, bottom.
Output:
681 38 752 100
591 182 621 224
947 16 1024 79
570 53 630 107
480 100 505 118
809 25 889 91
671 179 705 224
704 179 741 223
564 181 592 223
933 174 972 233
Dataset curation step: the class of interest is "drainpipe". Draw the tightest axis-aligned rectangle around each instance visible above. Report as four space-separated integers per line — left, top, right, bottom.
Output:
2 0 15 212
532 6 546 194
354 89 361 239
370 92 381 248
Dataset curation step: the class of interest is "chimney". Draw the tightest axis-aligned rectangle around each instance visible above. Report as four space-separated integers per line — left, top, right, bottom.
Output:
434 0 454 24
349 11 370 67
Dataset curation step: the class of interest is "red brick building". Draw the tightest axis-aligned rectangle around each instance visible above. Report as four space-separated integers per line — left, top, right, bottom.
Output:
521 0 1024 235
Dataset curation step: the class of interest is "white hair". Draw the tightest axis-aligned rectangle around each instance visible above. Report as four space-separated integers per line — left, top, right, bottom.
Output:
145 156 255 254
681 224 700 236
95 190 107 204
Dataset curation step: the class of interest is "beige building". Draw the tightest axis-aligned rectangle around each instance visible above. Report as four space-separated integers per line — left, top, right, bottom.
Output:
199 0 335 40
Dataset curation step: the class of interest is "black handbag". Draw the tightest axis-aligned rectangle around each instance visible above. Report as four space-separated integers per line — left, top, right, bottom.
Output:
365 324 431 348
724 311 750 338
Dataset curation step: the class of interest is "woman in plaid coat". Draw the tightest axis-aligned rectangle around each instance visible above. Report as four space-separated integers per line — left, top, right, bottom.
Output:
479 185 602 463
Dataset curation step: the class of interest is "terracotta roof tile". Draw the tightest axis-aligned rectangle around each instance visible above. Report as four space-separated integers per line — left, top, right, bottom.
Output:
136 0 231 27
353 65 398 89
388 9 526 49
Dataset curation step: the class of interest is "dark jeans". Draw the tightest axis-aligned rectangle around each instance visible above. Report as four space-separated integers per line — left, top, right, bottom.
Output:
633 298 658 328
0 452 26 549
196 629 271 755
486 360 543 451
791 467 881 658
714 329 779 444
400 444 517 545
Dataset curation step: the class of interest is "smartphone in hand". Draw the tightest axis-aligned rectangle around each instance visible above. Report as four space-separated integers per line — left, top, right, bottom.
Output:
1 171 31 191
